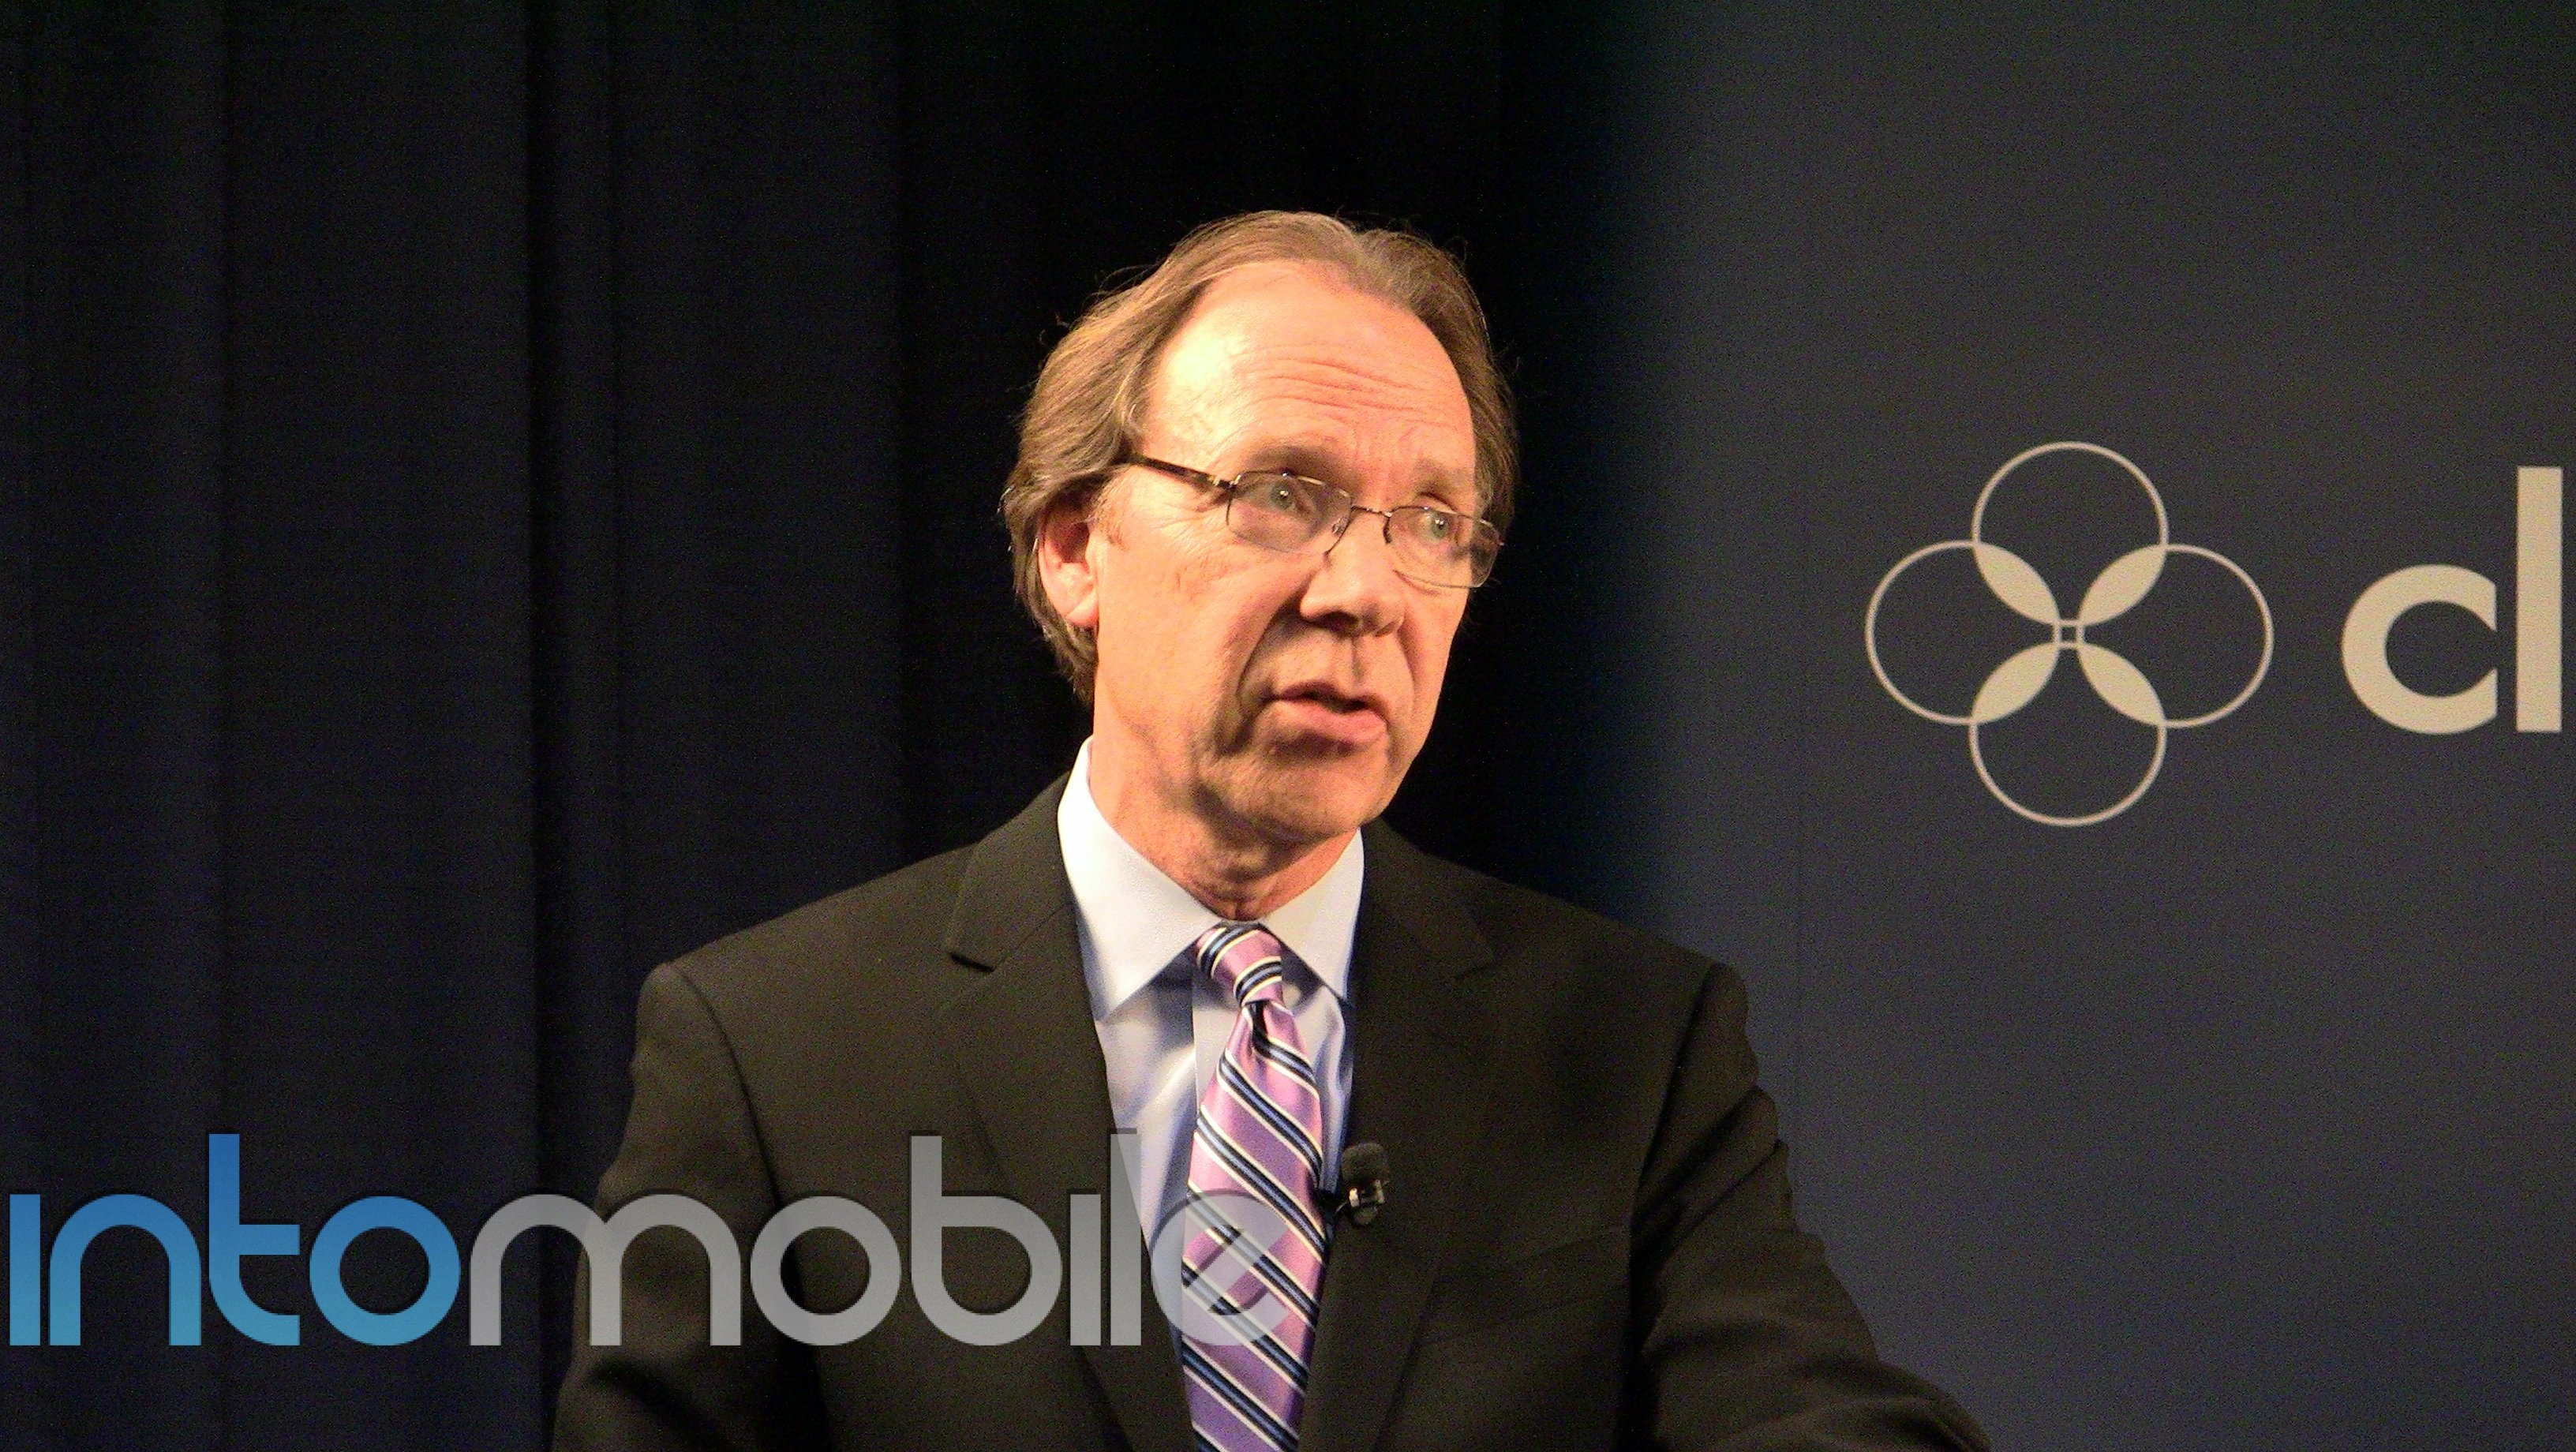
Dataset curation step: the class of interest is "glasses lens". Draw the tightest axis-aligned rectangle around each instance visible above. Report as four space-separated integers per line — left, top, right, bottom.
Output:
1390 507 1499 587
1226 471 1342 552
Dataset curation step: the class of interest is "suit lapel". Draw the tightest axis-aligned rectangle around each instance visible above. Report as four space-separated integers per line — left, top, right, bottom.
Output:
938 780 1194 1452
1295 822 1497 1452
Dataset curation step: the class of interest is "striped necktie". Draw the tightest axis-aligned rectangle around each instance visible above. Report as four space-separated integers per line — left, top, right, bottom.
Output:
1179 922 1331 1452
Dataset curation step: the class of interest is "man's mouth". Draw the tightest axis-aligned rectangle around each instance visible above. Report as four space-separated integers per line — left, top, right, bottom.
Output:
1267 683 1391 745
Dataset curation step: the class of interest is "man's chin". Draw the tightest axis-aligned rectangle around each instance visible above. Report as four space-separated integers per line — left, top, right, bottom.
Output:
1218 749 1399 847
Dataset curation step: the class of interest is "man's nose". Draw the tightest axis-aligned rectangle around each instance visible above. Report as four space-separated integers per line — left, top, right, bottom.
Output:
1300 513 1407 634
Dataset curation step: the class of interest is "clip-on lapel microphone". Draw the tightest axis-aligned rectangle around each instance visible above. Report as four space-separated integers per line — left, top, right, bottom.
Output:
1330 1142 1390 1226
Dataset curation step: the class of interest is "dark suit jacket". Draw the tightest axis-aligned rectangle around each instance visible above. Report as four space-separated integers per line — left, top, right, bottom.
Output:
554 778 1987 1451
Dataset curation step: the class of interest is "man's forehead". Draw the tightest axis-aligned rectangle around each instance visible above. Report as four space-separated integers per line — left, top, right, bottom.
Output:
1146 263 1473 467
1173 264 1447 376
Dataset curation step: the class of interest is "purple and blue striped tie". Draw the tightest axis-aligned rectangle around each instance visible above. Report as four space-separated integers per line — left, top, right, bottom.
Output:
1180 922 1331 1452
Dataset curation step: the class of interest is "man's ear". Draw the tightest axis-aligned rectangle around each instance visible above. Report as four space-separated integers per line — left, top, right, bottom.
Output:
1035 488 1106 633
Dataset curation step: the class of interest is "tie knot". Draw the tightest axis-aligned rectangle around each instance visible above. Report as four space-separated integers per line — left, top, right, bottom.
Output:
1192 922 1292 1007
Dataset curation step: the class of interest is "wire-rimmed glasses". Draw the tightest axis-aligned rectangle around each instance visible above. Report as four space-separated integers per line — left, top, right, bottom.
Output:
1122 454 1502 589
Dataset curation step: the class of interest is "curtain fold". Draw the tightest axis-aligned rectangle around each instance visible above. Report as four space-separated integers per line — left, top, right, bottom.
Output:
8 6 230 1445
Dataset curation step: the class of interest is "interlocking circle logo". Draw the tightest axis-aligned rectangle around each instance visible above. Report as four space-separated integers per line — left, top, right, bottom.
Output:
1865 442 2273 826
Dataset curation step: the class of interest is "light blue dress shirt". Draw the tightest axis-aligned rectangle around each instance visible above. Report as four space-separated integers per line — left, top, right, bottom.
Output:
1058 739 1361 1240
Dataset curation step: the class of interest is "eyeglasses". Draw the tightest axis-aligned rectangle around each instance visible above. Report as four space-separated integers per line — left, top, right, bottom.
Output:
1121 455 1502 589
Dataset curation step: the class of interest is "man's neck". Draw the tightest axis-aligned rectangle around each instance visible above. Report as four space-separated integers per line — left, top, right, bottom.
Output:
1082 739 1352 922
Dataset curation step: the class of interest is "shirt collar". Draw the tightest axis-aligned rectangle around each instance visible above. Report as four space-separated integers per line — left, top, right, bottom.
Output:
1058 739 1363 1019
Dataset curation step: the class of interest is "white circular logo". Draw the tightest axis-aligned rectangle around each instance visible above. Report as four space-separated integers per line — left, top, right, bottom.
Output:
1865 442 2274 826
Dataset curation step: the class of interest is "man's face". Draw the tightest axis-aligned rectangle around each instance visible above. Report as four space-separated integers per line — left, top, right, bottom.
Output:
1068 262 1478 850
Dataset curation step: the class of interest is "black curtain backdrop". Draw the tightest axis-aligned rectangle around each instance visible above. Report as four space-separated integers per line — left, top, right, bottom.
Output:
1 4 1629 1446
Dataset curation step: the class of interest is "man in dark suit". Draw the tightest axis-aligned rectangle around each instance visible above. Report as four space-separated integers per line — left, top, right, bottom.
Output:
554 212 1986 1451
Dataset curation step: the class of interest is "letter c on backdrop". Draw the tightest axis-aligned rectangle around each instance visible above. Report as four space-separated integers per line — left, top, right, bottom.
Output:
2343 563 2499 734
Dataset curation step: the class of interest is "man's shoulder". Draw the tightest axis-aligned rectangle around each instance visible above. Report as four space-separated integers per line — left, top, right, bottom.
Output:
1371 830 1753 1136
652 841 983 1023
1369 826 1720 1005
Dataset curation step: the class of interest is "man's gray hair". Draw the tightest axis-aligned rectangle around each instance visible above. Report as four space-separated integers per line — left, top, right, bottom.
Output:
1000 211 1516 702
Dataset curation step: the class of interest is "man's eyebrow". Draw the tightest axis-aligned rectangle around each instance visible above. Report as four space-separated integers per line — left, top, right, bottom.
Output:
1250 440 1475 503
1242 439 1350 478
